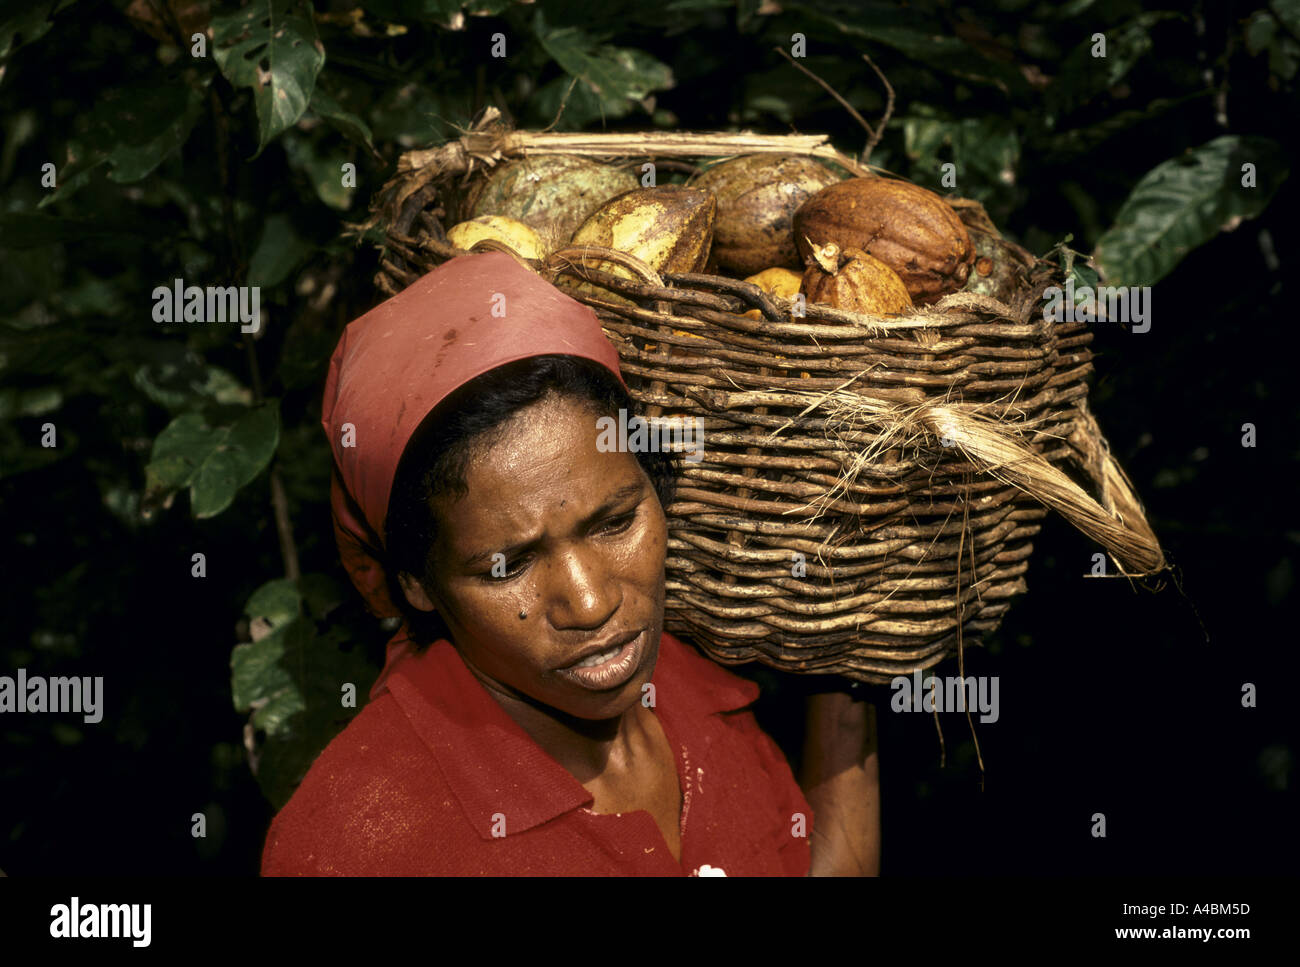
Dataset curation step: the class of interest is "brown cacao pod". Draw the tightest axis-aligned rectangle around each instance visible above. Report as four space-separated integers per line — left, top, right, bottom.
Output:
465 155 638 256
801 243 913 317
561 186 716 302
793 178 975 304
689 154 843 275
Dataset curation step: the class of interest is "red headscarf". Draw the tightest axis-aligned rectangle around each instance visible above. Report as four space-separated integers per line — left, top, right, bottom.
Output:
320 252 627 699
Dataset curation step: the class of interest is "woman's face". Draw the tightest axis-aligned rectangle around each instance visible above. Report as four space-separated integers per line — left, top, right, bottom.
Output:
399 392 669 722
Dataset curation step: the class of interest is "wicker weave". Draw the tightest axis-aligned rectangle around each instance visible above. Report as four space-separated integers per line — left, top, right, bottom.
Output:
366 115 1166 683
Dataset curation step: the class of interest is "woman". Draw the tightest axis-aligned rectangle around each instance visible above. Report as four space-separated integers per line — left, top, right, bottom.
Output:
261 252 878 875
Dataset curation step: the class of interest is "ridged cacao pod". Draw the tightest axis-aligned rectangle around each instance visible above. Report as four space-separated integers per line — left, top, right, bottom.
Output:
689 154 843 275
446 215 546 261
793 178 975 304
800 243 913 317
561 186 716 301
466 155 638 256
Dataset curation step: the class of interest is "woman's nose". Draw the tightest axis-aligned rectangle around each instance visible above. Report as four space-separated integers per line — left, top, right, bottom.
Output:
545 542 621 629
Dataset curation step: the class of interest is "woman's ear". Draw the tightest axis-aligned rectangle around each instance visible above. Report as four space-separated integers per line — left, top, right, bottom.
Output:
397 571 438 613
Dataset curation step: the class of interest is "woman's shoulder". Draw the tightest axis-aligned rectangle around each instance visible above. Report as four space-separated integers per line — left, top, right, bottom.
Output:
259 692 464 875
655 631 812 874
655 629 761 713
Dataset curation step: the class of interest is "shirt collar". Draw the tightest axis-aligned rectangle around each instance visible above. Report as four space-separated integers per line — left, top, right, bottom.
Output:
384 632 758 839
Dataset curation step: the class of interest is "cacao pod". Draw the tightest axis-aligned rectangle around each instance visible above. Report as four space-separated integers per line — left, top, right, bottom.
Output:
689 154 843 275
446 215 546 261
801 243 913 317
793 178 974 304
466 155 638 256
962 228 1034 305
742 266 803 319
562 186 715 301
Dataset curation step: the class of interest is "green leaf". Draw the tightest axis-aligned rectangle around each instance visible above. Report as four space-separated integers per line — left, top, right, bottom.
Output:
664 0 734 11
144 413 208 487
0 322 90 380
132 360 253 412
252 680 308 732
230 584 377 808
1245 7 1300 80
126 340 254 412
786 0 1028 93
1046 12 1179 121
298 572 344 621
40 74 210 206
1245 10 1278 55
902 111 1020 197
230 581 305 720
0 421 66 479
736 57 879 128
361 0 516 25
279 312 341 390
533 10 674 122
281 132 353 210
307 84 375 151
191 402 281 517
212 0 325 155
0 212 146 248
0 0 76 64
144 401 281 518
0 386 62 419
55 274 127 317
1044 92 1209 161
1047 234 1082 279
1094 136 1290 287
245 577 302 627
368 82 462 146
231 624 299 712
104 82 208 183
1068 261 1100 291
1273 0 1300 34
248 213 314 288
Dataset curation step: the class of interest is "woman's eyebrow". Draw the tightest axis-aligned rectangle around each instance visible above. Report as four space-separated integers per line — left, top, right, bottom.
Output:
462 480 646 568
579 481 645 525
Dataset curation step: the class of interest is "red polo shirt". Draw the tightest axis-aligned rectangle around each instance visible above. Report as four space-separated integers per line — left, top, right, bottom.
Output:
261 631 812 875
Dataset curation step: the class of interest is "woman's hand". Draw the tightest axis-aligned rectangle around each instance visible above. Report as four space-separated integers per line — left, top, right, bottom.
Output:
799 690 880 876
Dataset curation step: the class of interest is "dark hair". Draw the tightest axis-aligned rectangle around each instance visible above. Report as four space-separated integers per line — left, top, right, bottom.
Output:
384 354 680 649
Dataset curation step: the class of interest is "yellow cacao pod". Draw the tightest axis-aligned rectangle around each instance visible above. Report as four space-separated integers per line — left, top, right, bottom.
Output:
446 215 546 260
562 186 716 301
742 267 803 319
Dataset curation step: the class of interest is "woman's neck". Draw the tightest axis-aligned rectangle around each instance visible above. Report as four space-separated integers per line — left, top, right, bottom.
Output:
464 662 641 782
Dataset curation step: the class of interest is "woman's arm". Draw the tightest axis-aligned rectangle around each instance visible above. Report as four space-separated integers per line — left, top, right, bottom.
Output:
800 691 881 876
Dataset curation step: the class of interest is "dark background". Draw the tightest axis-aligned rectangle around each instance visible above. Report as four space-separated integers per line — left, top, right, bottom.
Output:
0 0 1295 875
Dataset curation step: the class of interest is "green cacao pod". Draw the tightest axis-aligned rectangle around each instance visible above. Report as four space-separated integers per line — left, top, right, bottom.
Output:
466 155 638 256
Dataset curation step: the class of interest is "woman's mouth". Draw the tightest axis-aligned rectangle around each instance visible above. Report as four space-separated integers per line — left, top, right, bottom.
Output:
555 630 646 691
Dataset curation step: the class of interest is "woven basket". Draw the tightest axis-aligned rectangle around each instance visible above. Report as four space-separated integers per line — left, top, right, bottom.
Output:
365 111 1166 684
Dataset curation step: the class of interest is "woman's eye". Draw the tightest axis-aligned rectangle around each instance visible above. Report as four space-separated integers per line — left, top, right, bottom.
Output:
600 511 637 535
480 511 638 581
482 555 531 581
